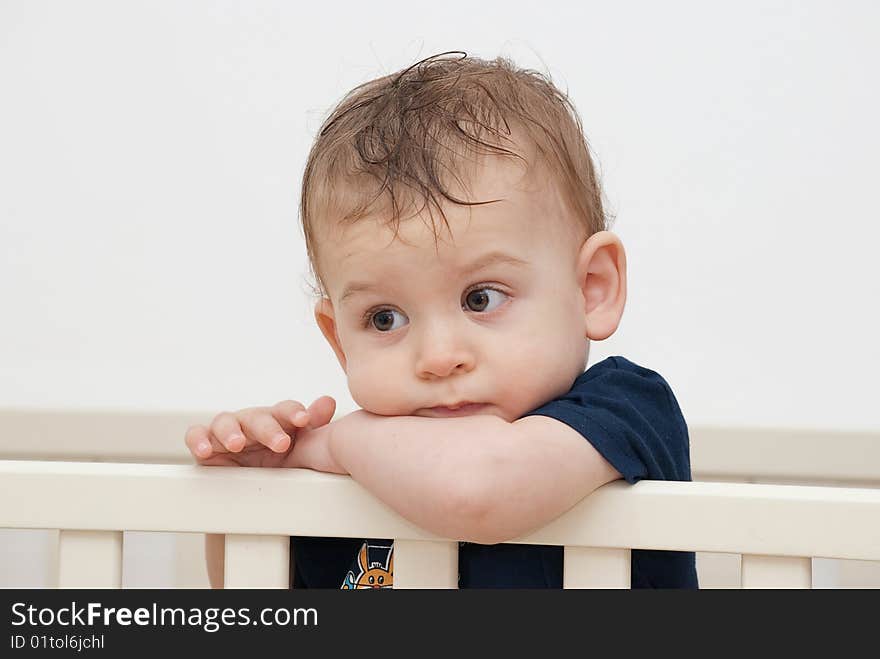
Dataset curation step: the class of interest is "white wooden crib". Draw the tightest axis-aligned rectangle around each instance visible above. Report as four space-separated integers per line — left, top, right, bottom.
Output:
1 409 878 588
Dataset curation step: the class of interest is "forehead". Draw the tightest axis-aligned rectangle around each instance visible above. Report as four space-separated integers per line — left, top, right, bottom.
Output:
319 154 580 299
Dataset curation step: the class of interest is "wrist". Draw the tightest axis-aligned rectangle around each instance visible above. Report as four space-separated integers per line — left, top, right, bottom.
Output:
327 408 373 472
327 415 344 471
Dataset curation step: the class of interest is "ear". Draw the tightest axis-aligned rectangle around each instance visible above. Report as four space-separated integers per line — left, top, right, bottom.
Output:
314 297 347 372
575 231 627 341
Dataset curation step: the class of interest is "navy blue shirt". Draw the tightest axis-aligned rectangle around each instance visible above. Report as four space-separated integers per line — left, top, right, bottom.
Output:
291 356 699 589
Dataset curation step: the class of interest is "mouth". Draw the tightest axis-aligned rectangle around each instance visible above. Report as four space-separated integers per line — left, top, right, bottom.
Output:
422 403 487 417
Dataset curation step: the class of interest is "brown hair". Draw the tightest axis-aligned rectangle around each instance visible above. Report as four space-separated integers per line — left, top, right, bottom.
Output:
300 51 611 297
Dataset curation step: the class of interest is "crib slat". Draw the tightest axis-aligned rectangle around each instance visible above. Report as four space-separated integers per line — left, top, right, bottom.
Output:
58 530 122 588
741 554 812 588
393 539 458 588
563 546 631 588
224 534 289 589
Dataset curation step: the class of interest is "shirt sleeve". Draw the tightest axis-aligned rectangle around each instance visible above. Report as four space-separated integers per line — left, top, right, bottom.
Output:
520 356 692 484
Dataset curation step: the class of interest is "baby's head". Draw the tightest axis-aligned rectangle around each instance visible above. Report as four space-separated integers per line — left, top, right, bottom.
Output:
300 53 626 422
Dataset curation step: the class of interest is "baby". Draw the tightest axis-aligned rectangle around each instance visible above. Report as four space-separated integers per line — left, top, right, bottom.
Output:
184 52 697 589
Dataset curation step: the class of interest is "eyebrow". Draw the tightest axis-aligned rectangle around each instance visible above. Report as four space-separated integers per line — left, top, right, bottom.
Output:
338 251 530 303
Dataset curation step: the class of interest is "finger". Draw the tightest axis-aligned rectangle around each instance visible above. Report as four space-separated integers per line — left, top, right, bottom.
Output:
238 407 291 453
270 399 309 432
305 396 337 428
272 396 336 431
209 412 247 453
185 424 214 460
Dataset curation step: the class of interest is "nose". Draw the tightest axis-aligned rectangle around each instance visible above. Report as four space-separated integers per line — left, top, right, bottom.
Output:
415 324 476 379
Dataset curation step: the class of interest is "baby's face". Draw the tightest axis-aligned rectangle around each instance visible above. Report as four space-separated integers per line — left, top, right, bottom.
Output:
314 157 610 423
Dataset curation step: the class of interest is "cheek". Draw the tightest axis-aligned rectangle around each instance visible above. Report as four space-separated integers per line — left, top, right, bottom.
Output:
491 300 585 410
344 350 413 416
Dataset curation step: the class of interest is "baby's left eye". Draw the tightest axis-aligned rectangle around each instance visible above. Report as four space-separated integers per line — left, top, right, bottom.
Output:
463 287 508 313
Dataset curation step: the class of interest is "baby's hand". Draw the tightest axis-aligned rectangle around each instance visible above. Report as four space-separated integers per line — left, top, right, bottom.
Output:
184 396 336 468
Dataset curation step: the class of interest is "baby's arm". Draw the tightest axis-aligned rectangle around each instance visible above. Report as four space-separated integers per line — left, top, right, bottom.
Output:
320 410 621 544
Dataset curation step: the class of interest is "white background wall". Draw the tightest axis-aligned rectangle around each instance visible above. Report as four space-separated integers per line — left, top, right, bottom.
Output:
2 1 878 429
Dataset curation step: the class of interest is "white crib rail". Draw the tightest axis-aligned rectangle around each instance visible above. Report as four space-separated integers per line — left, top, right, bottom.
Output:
2 459 879 589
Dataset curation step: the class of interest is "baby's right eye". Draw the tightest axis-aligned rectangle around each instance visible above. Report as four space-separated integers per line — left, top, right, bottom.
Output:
364 308 408 332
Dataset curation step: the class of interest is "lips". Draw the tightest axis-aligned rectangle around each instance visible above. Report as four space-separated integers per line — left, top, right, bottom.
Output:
424 403 487 417
438 401 474 410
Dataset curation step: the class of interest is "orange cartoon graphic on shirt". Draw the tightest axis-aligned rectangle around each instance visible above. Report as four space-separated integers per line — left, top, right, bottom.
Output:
341 542 394 589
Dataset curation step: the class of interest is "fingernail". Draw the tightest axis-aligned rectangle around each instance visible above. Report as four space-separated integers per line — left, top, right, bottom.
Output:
198 442 211 456
273 434 289 450
294 411 308 424
228 434 244 449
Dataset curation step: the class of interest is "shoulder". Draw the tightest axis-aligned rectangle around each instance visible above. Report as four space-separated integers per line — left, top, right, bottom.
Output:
553 356 684 429
576 356 678 395
532 356 684 424
520 356 691 484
